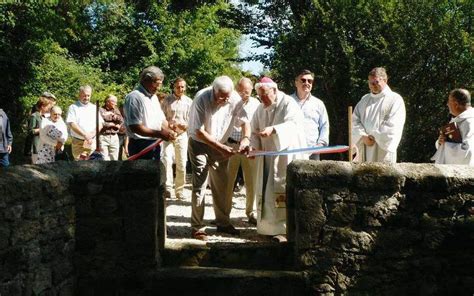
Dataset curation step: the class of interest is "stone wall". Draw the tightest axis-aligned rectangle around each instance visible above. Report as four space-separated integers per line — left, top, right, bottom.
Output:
287 161 474 295
0 161 163 296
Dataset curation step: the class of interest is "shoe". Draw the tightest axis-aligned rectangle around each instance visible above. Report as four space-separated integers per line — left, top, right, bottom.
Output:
192 230 208 241
216 224 240 236
272 234 287 243
233 184 243 193
247 214 257 225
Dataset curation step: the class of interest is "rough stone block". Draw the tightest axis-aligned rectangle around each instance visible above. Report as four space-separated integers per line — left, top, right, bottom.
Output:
352 163 405 192
5 205 23 221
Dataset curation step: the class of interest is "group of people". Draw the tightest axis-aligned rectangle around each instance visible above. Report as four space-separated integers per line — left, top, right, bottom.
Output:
0 65 472 242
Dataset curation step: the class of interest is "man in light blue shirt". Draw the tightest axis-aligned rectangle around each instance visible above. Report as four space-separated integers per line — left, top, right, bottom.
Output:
291 69 329 160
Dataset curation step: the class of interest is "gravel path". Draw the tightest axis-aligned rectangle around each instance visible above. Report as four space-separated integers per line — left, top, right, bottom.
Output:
166 175 272 244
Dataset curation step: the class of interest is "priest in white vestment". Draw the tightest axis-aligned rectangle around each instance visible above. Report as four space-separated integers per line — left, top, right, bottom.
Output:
352 67 406 163
431 88 474 165
250 77 308 237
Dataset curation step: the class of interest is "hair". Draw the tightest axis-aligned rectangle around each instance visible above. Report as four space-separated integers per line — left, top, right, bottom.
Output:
36 97 51 109
212 76 234 93
295 69 314 79
238 77 253 88
79 85 92 94
173 77 186 86
50 105 62 115
368 67 388 80
105 94 117 103
41 91 56 101
140 66 165 84
450 88 471 106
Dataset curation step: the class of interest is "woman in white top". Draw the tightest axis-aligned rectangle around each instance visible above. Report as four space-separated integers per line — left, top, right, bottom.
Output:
36 106 68 164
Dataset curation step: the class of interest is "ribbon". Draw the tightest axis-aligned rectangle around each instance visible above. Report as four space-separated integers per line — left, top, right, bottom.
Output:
127 139 163 161
248 145 349 157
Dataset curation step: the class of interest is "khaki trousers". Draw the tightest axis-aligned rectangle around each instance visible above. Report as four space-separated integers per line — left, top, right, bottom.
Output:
99 134 120 161
71 137 94 160
225 143 256 218
162 133 188 197
188 138 231 231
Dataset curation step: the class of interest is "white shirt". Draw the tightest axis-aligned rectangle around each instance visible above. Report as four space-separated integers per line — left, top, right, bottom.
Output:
432 107 474 165
229 96 260 141
161 94 193 125
124 85 166 140
66 101 103 140
188 86 249 143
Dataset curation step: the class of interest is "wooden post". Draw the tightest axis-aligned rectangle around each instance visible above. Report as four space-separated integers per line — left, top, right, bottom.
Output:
348 106 353 162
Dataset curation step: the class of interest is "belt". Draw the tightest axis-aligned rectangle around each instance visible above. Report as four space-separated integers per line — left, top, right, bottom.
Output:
227 138 239 144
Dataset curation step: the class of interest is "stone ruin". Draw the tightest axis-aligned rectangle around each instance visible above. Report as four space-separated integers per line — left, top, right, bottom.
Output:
0 160 473 295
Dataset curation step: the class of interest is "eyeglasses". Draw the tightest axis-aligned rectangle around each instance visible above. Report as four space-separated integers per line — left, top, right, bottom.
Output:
300 78 313 84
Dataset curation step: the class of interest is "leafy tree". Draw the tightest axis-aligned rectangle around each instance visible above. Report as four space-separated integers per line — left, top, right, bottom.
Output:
242 0 473 162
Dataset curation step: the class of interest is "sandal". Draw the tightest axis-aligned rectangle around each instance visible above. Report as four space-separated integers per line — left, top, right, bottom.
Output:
192 230 208 241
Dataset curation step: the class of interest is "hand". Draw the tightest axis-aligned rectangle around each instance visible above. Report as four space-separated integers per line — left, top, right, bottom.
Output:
54 142 63 151
216 142 235 158
7 145 12 154
238 137 250 153
245 146 256 159
362 135 375 146
438 132 446 145
160 127 177 141
259 127 274 138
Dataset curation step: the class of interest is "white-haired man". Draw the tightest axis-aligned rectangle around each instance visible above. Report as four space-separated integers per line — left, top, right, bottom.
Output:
250 77 307 240
225 77 260 225
188 75 251 240
66 85 104 160
352 67 406 163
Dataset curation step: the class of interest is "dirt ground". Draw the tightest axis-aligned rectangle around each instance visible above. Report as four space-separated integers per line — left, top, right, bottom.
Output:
165 175 272 244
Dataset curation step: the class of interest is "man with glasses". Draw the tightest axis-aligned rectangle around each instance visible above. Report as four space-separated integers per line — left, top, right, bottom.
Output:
124 66 176 160
352 67 406 163
291 69 329 160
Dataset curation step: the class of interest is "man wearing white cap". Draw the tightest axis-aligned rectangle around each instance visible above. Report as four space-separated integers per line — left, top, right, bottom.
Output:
250 77 307 240
188 75 251 240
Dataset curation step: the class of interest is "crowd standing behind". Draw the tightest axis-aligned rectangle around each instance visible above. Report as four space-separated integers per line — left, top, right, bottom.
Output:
161 78 193 200
36 106 68 164
99 94 123 161
0 65 472 242
0 107 12 167
66 85 104 160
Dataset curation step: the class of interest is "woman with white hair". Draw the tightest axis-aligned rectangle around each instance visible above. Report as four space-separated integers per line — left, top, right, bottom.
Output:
36 106 68 164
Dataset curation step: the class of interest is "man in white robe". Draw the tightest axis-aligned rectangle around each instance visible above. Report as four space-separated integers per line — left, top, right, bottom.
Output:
352 67 406 163
431 88 474 165
250 77 307 238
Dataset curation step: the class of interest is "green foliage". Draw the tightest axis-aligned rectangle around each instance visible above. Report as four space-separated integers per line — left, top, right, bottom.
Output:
0 0 242 117
0 0 243 164
244 0 474 162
